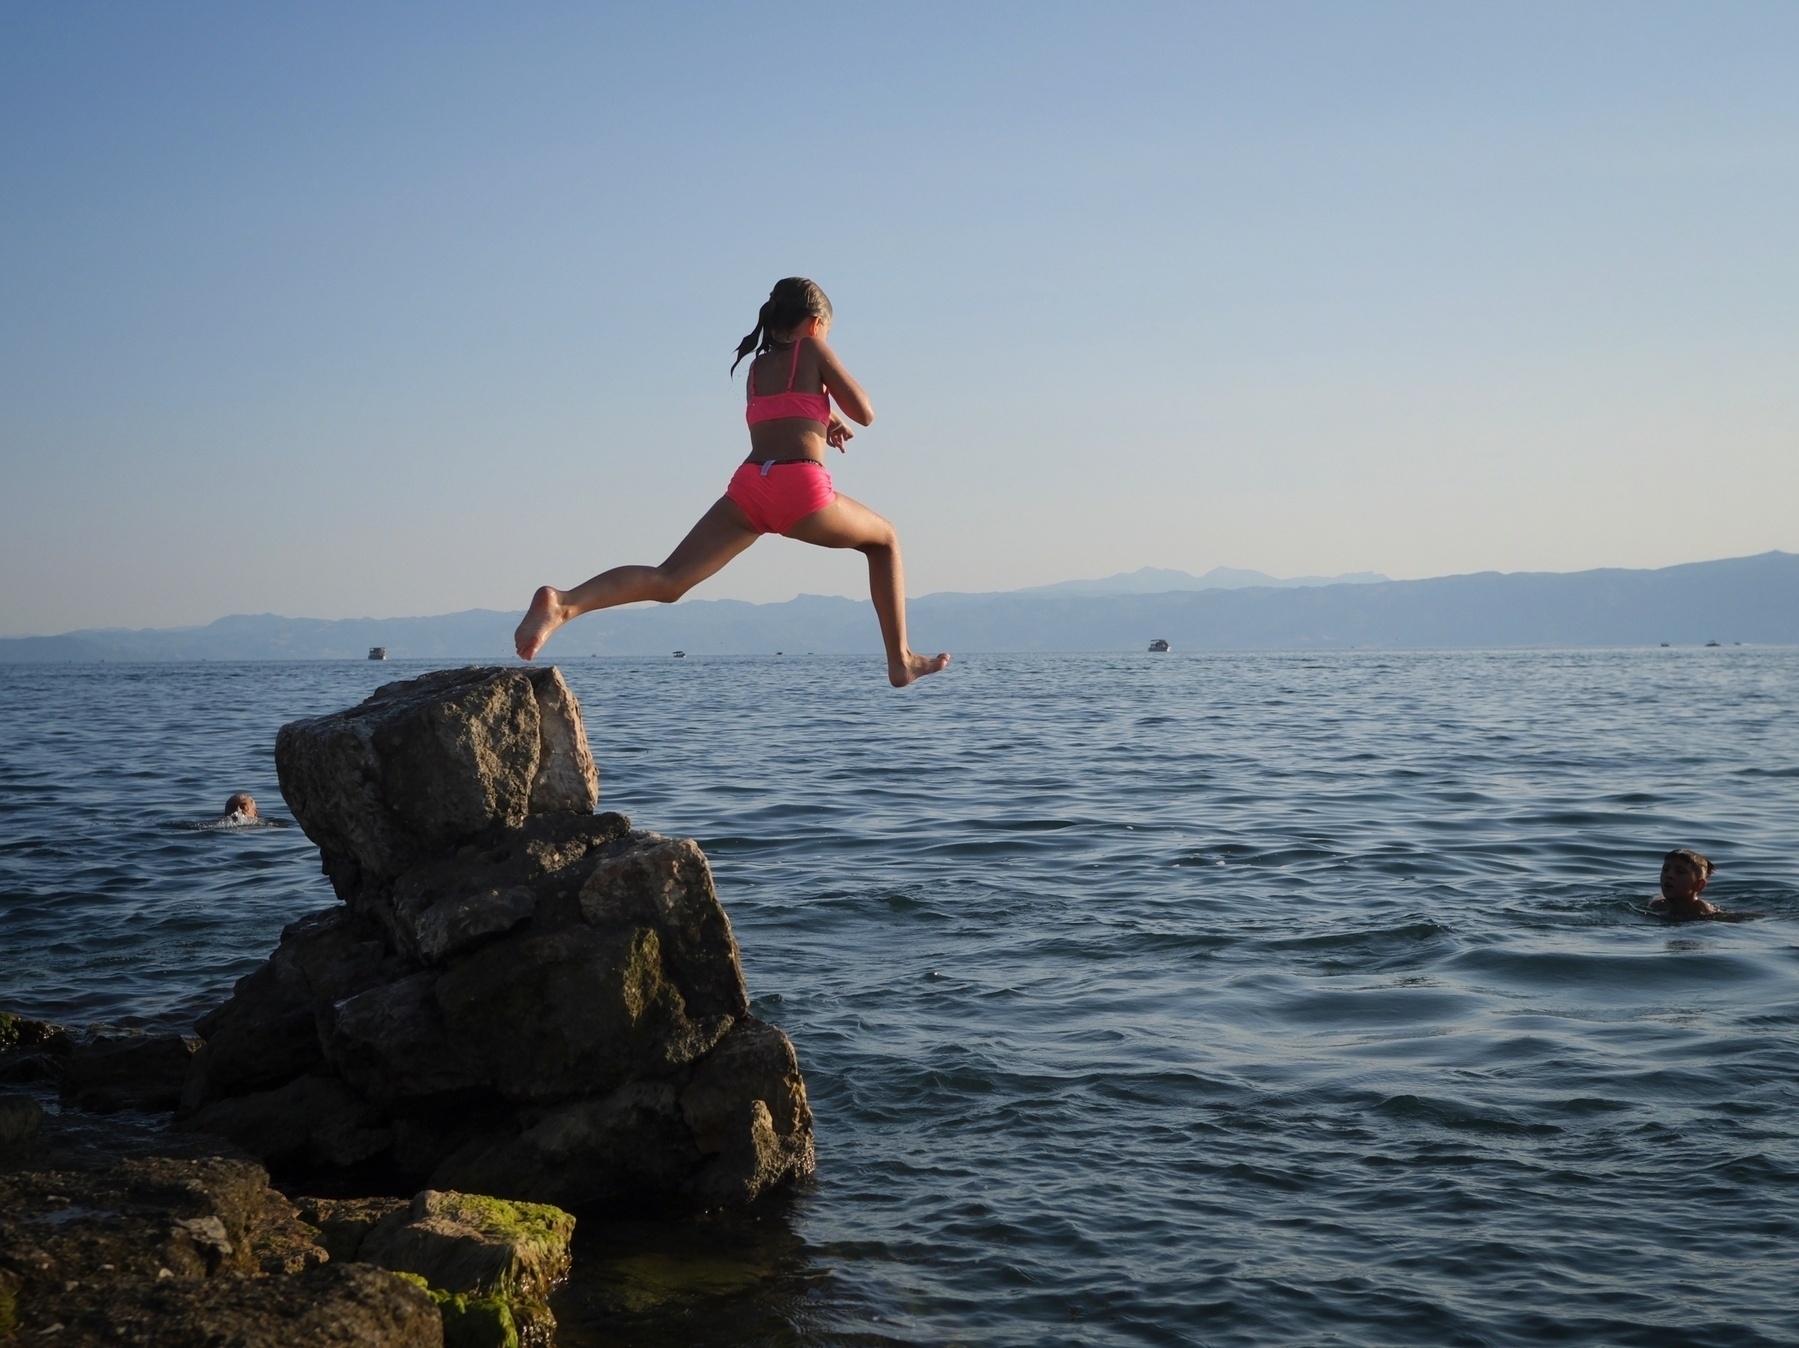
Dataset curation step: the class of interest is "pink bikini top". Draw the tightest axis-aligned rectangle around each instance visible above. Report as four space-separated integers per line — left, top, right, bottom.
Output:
745 340 832 427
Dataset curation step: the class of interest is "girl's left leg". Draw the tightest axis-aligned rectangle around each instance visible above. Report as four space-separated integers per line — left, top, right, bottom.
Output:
515 497 760 658
783 494 950 687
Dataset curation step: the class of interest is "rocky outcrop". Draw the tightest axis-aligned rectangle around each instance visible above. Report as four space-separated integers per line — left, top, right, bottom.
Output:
177 666 813 1212
0 1155 442 1346
0 1149 573 1346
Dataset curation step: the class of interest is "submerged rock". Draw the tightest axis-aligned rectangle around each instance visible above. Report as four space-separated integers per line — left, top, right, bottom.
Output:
0 1092 43 1145
174 666 813 1213
63 1031 201 1113
0 1014 73 1086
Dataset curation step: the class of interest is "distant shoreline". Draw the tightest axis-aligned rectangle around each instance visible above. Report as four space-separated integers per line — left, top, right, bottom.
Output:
2 551 1794 661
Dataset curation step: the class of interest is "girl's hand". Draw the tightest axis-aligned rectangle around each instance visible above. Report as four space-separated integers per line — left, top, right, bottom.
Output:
827 415 855 452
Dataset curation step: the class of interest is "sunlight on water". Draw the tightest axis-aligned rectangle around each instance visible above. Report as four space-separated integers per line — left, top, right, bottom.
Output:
2 651 1796 1345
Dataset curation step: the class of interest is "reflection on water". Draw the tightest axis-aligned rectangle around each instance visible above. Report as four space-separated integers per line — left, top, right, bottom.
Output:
2 651 1797 1345
553 1200 843 1348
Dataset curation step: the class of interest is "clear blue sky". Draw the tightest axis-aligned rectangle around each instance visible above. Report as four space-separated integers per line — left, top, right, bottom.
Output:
3 2 1795 635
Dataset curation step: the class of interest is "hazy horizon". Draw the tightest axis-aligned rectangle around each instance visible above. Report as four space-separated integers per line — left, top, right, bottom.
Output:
5 549 1786 641
5 3 1797 638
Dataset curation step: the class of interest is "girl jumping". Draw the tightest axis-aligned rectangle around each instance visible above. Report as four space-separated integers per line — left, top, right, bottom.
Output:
514 277 951 687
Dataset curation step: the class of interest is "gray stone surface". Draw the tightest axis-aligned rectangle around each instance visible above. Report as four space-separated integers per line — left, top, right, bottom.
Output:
325 971 495 1111
413 883 538 964
524 665 600 816
579 835 751 1024
179 1075 394 1170
379 811 630 964
0 1155 441 1346
429 1080 701 1209
679 1015 815 1206
275 666 599 883
181 906 402 1114
434 919 733 1103
12 1260 443 1347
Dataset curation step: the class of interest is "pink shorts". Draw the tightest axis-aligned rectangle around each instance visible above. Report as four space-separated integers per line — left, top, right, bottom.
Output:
725 460 836 535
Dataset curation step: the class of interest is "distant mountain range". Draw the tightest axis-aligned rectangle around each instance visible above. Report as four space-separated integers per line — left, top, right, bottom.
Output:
2 552 1793 662
1013 565 1389 596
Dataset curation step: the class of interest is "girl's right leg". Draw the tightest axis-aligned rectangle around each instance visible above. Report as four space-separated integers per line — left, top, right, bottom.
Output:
515 497 760 659
783 494 951 687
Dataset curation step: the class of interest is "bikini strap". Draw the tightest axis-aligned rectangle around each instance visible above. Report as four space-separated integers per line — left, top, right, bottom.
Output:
787 336 802 391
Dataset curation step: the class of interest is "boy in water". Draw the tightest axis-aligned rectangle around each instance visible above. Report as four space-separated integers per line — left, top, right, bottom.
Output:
1649 848 1724 920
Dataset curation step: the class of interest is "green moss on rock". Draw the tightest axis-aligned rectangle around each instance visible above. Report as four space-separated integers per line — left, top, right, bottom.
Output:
423 1191 575 1280
388 1270 519 1348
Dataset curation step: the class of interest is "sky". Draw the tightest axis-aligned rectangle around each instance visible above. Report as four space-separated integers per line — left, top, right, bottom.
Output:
2 2 1796 636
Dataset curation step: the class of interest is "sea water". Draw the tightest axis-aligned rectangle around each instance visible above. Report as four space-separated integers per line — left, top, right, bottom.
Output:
1 651 1795 1346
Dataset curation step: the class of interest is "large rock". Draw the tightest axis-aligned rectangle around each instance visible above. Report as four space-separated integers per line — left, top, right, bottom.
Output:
176 667 814 1215
275 667 599 884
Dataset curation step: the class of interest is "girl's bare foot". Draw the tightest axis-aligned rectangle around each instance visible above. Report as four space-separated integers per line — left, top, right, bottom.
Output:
889 650 951 688
515 587 568 660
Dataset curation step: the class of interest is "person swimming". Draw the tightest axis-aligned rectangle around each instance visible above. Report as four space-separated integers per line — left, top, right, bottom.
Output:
513 277 950 688
1648 848 1757 922
221 793 258 823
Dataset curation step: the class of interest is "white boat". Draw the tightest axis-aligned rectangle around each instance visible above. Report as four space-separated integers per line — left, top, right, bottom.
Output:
368 647 388 660
1148 638 1171 653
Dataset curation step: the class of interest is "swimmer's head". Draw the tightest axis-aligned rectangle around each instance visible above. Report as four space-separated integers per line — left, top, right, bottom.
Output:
1660 848 1713 900
223 793 258 819
732 277 834 372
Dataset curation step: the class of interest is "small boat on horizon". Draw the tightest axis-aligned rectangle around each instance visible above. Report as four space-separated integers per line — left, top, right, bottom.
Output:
672 650 686 658
367 647 388 661
1148 638 1171 653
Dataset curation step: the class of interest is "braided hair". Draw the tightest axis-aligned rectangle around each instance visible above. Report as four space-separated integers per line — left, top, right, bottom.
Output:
732 277 834 373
